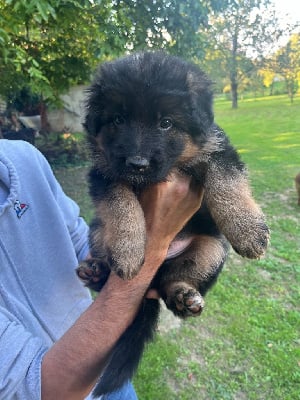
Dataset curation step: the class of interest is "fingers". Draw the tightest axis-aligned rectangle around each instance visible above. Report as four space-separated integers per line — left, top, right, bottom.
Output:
139 171 204 243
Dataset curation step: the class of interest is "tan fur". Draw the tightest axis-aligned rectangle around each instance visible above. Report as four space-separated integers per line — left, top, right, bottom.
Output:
178 134 224 168
204 164 269 259
155 235 227 318
178 137 201 162
92 185 146 278
159 235 227 285
200 129 225 157
191 235 228 277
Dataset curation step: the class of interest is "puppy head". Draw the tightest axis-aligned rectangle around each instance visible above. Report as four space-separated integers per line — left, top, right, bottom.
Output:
84 51 214 185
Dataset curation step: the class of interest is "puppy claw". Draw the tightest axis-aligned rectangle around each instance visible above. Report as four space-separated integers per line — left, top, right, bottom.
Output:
113 265 138 280
231 222 270 259
111 256 145 280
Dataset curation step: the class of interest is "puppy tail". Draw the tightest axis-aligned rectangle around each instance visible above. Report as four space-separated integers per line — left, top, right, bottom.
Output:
92 299 160 398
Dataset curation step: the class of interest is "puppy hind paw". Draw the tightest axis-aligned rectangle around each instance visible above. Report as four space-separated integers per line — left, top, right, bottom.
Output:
166 285 205 318
76 259 110 291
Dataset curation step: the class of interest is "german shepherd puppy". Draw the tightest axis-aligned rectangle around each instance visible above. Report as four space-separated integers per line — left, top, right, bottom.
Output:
76 51 269 397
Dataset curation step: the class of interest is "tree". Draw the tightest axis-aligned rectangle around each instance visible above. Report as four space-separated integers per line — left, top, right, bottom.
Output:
259 33 300 101
93 0 228 60
0 0 101 130
203 0 288 108
273 34 300 103
0 0 228 132
202 45 256 98
258 68 277 95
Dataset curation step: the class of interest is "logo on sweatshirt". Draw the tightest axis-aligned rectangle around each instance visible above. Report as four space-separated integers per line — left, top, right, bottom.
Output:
14 200 29 219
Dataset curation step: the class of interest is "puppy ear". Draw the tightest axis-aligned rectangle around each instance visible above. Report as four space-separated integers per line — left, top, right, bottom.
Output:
187 70 214 132
83 85 104 136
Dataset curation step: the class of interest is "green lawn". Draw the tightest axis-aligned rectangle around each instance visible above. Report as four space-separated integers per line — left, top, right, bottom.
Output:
54 95 300 400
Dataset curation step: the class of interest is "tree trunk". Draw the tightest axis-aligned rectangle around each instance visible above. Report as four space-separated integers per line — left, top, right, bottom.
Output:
231 80 238 109
230 27 239 109
39 101 51 135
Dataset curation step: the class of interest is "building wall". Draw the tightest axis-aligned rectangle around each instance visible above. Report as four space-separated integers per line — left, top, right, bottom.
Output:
48 85 88 133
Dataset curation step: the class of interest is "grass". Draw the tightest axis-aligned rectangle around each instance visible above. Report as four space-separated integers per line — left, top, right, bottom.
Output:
54 94 300 400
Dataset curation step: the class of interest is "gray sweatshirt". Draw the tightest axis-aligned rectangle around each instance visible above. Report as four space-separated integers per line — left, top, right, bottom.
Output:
0 139 92 399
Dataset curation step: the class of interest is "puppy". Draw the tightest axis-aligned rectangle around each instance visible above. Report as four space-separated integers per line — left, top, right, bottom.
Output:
76 51 269 397
295 173 300 205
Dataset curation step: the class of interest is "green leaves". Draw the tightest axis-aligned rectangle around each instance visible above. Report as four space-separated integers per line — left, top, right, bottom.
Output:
0 0 224 105
0 0 296 112
4 0 57 22
0 0 100 104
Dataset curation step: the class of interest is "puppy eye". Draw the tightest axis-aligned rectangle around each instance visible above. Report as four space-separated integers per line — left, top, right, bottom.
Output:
113 114 125 125
159 118 173 130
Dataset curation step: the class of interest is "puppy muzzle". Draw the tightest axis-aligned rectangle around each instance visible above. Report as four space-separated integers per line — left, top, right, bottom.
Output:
126 156 150 171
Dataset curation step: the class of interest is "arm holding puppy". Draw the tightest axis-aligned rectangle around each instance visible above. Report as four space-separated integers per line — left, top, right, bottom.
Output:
41 173 203 400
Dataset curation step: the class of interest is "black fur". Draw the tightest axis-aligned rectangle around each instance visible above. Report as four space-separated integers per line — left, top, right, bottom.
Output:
94 300 160 398
76 51 269 397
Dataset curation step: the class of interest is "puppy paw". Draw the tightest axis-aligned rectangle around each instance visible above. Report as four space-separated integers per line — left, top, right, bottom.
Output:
231 220 270 259
76 259 110 292
165 283 205 318
110 253 145 280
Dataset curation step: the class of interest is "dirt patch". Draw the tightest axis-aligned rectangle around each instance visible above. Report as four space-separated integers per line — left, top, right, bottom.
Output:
263 188 298 210
157 302 182 333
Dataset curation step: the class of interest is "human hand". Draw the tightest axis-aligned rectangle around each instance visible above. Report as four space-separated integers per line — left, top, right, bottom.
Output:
139 172 204 248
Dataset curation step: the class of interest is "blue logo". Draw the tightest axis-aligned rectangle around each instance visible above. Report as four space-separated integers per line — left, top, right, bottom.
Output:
14 200 29 219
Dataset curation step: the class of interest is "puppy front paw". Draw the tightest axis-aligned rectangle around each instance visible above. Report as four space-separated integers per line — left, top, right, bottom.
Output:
109 250 145 280
230 218 270 259
76 258 110 291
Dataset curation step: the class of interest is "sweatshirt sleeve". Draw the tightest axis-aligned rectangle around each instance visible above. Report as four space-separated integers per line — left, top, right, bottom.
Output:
33 147 90 262
55 184 90 262
0 308 48 400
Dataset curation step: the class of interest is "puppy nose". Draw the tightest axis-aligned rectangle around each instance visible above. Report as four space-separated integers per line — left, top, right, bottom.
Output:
126 156 149 169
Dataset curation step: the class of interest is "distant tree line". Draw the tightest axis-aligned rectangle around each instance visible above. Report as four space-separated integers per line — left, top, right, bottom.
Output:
0 0 299 131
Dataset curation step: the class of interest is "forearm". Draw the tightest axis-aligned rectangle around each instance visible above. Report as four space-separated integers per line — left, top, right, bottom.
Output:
41 242 168 400
42 174 203 399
